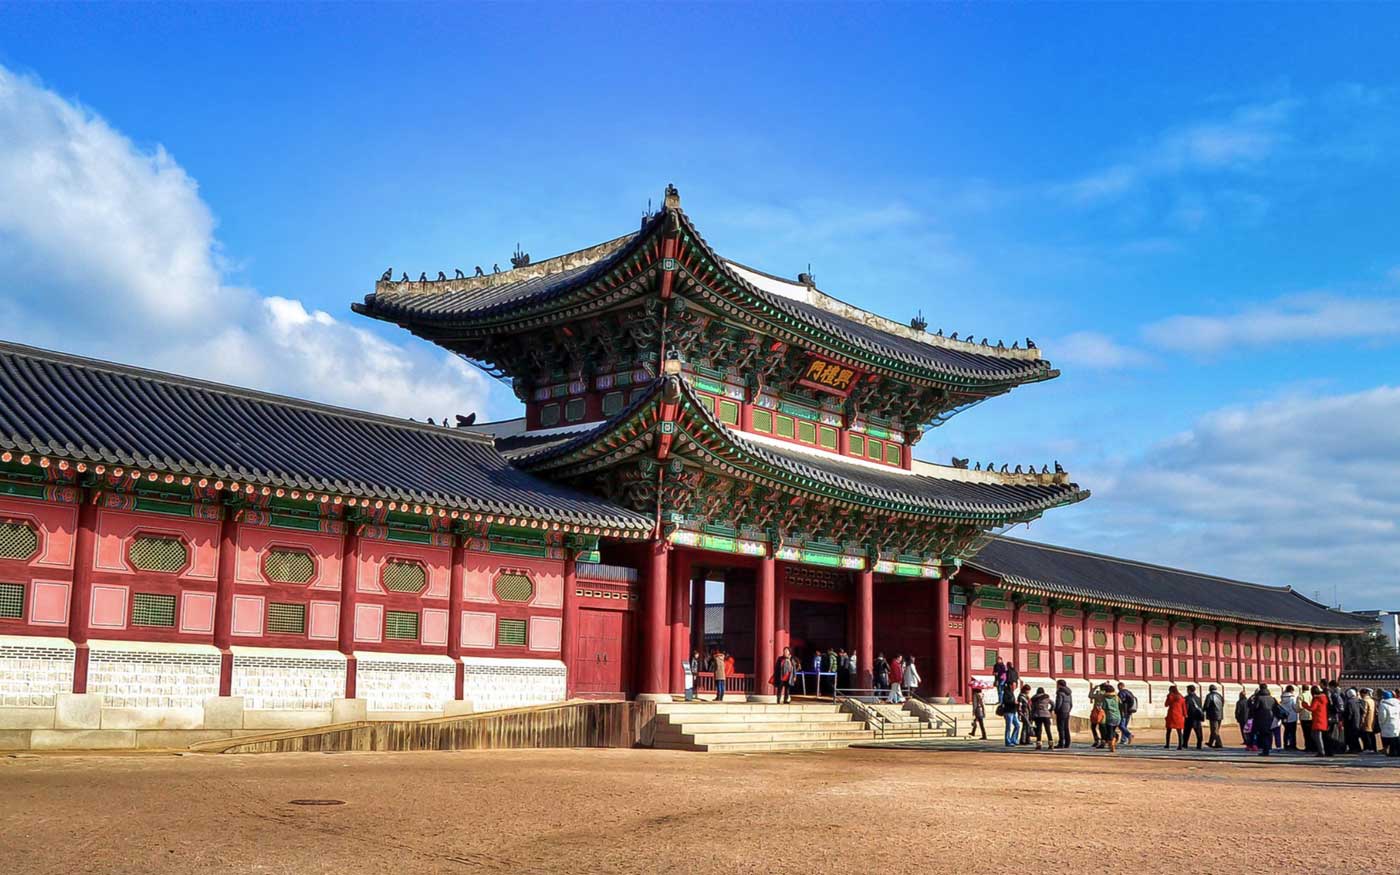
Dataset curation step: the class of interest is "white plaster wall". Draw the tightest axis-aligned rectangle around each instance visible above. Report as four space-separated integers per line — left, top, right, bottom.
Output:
0 636 75 707
355 652 455 712
87 640 219 710
461 656 566 712
231 647 346 711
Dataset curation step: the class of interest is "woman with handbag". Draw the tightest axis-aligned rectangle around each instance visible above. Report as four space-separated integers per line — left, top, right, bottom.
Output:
1088 685 1107 749
1000 683 1021 747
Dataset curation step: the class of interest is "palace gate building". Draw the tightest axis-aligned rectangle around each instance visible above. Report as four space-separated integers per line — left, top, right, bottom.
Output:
0 187 1367 748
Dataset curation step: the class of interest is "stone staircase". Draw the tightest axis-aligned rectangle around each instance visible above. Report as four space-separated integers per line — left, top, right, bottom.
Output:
652 701 875 752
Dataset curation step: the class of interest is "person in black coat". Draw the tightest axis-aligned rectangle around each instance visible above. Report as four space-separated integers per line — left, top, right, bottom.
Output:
1053 679 1074 749
1183 685 1206 750
1247 685 1280 756
1203 684 1226 748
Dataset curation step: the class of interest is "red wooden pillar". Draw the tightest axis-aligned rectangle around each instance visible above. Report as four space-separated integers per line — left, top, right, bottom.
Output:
1080 605 1091 679
213 510 238 696
753 553 776 700
337 524 361 698
857 567 874 689
1010 596 1023 677
639 538 670 698
449 534 468 700
67 493 100 694
668 549 691 695
933 574 952 698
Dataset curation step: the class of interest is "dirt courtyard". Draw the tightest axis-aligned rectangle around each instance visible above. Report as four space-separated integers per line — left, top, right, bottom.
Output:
4 746 1398 874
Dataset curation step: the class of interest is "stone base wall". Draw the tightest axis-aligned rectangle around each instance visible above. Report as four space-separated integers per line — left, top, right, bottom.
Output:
462 656 566 712
355 652 456 713
232 647 345 711
87 641 220 710
0 636 75 707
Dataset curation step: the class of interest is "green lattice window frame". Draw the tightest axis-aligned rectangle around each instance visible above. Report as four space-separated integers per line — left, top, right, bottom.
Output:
752 409 773 434
1222 641 1234 657
1122 632 1137 649
818 425 838 450
1280 646 1289 660
1200 640 1211 656
866 439 882 461
262 548 315 584
1245 664 1254 680
717 399 741 426
1263 645 1272 659
1059 626 1076 645
493 571 534 603
384 609 419 640
981 619 1000 639
1224 663 1234 678
884 442 901 466
1150 634 1164 652
1152 658 1164 676
1025 622 1042 643
1176 637 1188 653
564 398 586 423
1092 629 1108 647
1329 651 1339 665
131 592 176 627
0 582 23 619
1242 643 1253 658
539 403 560 427
601 391 625 417
498 617 527 647
381 560 427 594
1027 652 1041 670
983 648 999 668
1177 659 1188 676
1095 655 1107 674
848 434 865 457
128 535 188 574
0 521 39 560
266 602 307 635
1312 649 1322 662
1201 663 1211 677
775 415 795 439
1062 654 1075 672
1124 656 1136 675
797 419 817 444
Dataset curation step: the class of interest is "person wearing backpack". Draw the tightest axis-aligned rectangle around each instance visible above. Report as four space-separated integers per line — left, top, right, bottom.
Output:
999 683 1021 746
1097 683 1122 752
1247 684 1280 756
1030 687 1054 750
1116 683 1137 746
1203 684 1226 748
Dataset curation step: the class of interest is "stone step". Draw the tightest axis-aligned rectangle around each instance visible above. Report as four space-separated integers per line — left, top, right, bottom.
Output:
658 728 875 745
658 711 858 725
655 702 840 715
655 737 871 752
655 721 863 739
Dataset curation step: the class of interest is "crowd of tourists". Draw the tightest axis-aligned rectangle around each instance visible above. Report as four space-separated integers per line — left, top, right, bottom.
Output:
681 644 924 705
973 659 1400 759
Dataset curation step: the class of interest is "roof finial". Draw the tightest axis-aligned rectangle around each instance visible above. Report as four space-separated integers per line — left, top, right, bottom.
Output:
910 310 928 332
797 264 816 287
663 183 681 210
511 244 530 269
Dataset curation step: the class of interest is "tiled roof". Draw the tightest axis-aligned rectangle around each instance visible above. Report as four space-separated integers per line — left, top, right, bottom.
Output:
968 537 1371 632
514 376 1088 520
0 341 651 533
355 206 1053 386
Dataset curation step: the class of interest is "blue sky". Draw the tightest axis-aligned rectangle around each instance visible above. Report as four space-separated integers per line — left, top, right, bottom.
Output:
2 3 1399 605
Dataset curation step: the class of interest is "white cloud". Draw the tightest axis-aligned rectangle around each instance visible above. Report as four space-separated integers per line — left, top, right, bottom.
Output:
1143 293 1400 354
1030 386 1400 607
1054 99 1296 206
1050 331 1149 370
0 66 486 420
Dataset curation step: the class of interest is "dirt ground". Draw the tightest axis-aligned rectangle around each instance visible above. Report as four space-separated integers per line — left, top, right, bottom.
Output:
4 746 1398 874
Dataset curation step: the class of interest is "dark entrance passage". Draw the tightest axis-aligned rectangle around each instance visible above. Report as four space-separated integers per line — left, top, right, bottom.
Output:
789 599 848 656
690 569 756 675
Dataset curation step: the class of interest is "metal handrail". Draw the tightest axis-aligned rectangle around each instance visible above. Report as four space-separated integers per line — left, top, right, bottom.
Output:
836 688 945 739
912 693 960 737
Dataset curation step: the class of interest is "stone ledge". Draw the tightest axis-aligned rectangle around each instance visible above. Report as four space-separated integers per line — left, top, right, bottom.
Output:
0 706 56 729
30 729 136 750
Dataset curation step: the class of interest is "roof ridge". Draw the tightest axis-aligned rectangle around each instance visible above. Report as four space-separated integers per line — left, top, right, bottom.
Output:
0 339 498 449
990 535 1345 605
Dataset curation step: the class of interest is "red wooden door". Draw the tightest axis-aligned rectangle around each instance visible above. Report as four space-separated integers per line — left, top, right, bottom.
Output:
574 608 630 698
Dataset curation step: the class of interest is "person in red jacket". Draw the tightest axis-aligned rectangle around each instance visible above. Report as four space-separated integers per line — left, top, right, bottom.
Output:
1163 685 1187 749
1308 685 1331 758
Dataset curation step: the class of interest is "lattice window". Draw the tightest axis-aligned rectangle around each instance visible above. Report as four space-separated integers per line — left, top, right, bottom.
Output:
564 398 586 423
129 536 187 573
384 610 419 640
818 426 838 449
718 399 741 427
775 415 795 439
1095 655 1107 674
1152 658 1164 676
1025 622 1042 643
0 582 23 619
1124 657 1136 675
132 593 176 627
884 443 901 466
267 602 306 634
1123 632 1137 649
1176 637 1189 653
1242 643 1253 658
494 572 534 603
1062 654 1075 671
382 560 427 593
602 392 625 417
797 420 816 443
1223 641 1234 657
264 548 315 584
1200 640 1212 655
848 434 865 456
1177 659 1188 676
1060 626 1076 645
1313 649 1322 662
1093 629 1108 647
981 619 1000 639
752 409 773 434
539 403 560 427
983 648 999 668
1027 652 1041 670
1150 634 1164 652
498 617 527 646
0 521 39 560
